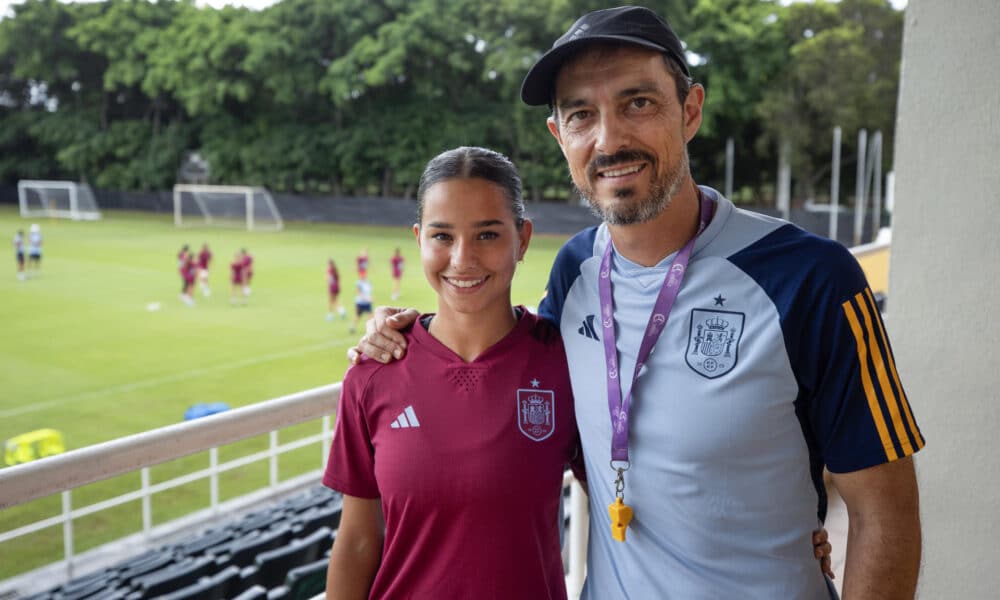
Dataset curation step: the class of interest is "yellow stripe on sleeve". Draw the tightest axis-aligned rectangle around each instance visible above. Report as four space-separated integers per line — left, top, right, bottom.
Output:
856 291 913 455
842 297 898 461
865 288 925 452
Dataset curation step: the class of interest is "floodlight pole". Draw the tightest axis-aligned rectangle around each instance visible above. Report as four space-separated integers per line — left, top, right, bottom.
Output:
725 137 734 200
830 126 842 241
853 129 868 246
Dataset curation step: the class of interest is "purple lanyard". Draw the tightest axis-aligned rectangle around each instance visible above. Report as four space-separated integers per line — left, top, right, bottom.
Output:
599 195 714 466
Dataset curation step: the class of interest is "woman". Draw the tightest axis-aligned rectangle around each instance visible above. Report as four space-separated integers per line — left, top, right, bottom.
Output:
327 258 346 320
324 147 581 599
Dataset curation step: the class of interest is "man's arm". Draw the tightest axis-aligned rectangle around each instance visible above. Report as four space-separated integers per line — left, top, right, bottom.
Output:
346 306 419 364
830 455 921 599
326 494 384 600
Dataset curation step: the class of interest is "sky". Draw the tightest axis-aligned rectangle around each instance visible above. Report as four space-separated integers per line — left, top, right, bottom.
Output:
1 0 910 20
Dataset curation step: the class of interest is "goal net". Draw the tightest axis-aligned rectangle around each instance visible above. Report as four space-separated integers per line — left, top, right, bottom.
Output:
18 180 102 220
173 185 283 231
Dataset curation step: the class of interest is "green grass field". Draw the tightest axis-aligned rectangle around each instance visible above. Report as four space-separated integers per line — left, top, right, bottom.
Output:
0 205 567 580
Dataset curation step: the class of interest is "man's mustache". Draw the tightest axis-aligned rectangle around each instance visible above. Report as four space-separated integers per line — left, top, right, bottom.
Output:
587 150 657 179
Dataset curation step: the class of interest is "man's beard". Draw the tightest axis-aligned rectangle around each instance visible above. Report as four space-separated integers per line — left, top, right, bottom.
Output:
576 148 689 226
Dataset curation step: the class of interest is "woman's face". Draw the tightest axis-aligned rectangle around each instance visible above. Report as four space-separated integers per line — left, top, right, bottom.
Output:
414 178 531 320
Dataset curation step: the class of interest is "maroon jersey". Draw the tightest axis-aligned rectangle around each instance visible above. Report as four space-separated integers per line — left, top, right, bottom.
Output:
356 255 368 274
198 249 212 270
390 254 404 279
324 309 581 600
180 257 196 282
230 260 244 284
327 265 340 293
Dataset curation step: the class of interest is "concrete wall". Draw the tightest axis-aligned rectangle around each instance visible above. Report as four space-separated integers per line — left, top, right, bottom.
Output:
892 1 1000 597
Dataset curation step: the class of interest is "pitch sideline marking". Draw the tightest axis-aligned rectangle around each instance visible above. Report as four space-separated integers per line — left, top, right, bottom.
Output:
0 340 347 419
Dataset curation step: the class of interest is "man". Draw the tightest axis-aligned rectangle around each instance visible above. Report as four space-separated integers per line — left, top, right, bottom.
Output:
27 223 42 275
352 6 922 598
13 229 25 280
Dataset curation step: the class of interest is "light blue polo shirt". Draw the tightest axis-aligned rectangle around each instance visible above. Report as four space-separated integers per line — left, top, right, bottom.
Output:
540 187 923 599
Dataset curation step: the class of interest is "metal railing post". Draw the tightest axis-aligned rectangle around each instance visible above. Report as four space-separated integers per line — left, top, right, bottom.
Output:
141 467 152 539
567 480 588 597
61 490 74 580
210 447 220 514
269 431 279 489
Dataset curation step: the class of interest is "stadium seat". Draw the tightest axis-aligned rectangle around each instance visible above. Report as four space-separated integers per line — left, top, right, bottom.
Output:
254 527 332 589
228 524 292 567
60 572 121 600
176 527 233 557
236 507 287 534
231 585 269 600
117 550 176 584
284 558 328 600
294 502 342 535
135 556 213 597
158 564 241 600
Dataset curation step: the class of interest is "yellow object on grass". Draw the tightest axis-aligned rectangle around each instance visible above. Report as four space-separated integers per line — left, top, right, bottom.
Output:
3 428 65 466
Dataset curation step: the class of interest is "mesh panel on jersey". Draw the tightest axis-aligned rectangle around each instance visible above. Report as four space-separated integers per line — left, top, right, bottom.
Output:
447 367 486 394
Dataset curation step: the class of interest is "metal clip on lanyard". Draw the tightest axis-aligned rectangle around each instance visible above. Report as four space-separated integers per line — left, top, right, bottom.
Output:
599 194 714 543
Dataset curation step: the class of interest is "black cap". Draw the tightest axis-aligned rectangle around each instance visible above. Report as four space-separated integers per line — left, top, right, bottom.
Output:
520 6 689 107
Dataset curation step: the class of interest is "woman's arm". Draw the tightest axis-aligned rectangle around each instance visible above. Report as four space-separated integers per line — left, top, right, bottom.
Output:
326 494 384 600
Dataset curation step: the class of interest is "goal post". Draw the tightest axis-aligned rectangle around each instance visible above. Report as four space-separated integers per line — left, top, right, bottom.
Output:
173 184 283 231
18 180 102 221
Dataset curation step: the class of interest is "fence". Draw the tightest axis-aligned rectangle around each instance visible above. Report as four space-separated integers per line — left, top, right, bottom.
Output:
0 383 589 598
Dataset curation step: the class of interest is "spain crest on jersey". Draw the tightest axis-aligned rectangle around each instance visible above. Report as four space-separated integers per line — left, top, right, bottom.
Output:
686 309 745 378
517 388 555 441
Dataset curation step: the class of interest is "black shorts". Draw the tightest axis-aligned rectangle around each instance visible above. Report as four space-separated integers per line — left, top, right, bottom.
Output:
355 302 373 317
16 252 24 265
28 252 41 263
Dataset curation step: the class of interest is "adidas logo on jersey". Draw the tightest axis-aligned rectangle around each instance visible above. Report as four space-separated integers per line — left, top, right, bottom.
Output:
578 315 599 340
390 406 421 429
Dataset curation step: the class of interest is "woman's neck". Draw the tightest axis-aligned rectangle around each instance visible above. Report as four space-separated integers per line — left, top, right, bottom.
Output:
428 304 518 362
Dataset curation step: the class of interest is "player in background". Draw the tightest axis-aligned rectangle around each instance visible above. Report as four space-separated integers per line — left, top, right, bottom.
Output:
240 248 254 298
180 250 197 306
13 229 25 281
356 248 369 277
390 247 404 300
27 224 42 276
197 243 212 297
327 259 346 321
230 251 247 306
178 244 190 268
350 268 372 334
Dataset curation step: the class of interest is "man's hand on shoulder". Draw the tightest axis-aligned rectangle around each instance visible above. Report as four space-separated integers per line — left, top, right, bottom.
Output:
346 307 420 364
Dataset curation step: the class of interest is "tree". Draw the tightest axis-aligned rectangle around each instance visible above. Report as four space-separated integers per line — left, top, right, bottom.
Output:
756 0 903 201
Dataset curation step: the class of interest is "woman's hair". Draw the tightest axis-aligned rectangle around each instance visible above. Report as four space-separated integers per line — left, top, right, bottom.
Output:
416 146 525 227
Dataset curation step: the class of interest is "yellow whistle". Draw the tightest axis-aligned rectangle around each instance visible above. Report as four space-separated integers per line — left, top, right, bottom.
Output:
608 497 634 542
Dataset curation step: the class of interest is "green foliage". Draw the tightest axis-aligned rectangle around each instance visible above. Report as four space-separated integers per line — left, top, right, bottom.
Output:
0 0 903 202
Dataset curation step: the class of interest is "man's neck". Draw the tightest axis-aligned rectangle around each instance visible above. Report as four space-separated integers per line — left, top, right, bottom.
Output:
607 182 702 267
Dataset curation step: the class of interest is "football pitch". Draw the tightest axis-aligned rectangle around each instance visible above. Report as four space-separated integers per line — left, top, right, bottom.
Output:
0 205 567 579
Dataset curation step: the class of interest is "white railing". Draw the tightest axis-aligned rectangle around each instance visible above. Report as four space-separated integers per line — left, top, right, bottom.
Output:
0 382 589 597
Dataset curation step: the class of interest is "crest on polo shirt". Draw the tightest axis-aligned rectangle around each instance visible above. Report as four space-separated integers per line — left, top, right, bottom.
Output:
517 381 555 441
686 309 745 378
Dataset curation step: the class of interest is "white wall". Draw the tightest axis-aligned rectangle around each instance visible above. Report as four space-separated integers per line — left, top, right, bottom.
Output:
891 1 1000 597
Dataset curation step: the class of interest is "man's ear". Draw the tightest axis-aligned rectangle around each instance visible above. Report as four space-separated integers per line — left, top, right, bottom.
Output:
546 115 563 146
683 84 705 143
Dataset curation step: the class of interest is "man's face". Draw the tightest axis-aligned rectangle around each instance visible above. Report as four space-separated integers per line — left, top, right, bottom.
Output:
546 46 703 225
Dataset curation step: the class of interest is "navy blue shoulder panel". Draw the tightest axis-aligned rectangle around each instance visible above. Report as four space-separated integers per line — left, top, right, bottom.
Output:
728 224 871 520
539 226 599 327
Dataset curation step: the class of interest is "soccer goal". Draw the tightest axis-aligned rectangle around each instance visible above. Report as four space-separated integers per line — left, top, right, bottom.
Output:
173 184 283 231
18 180 102 220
